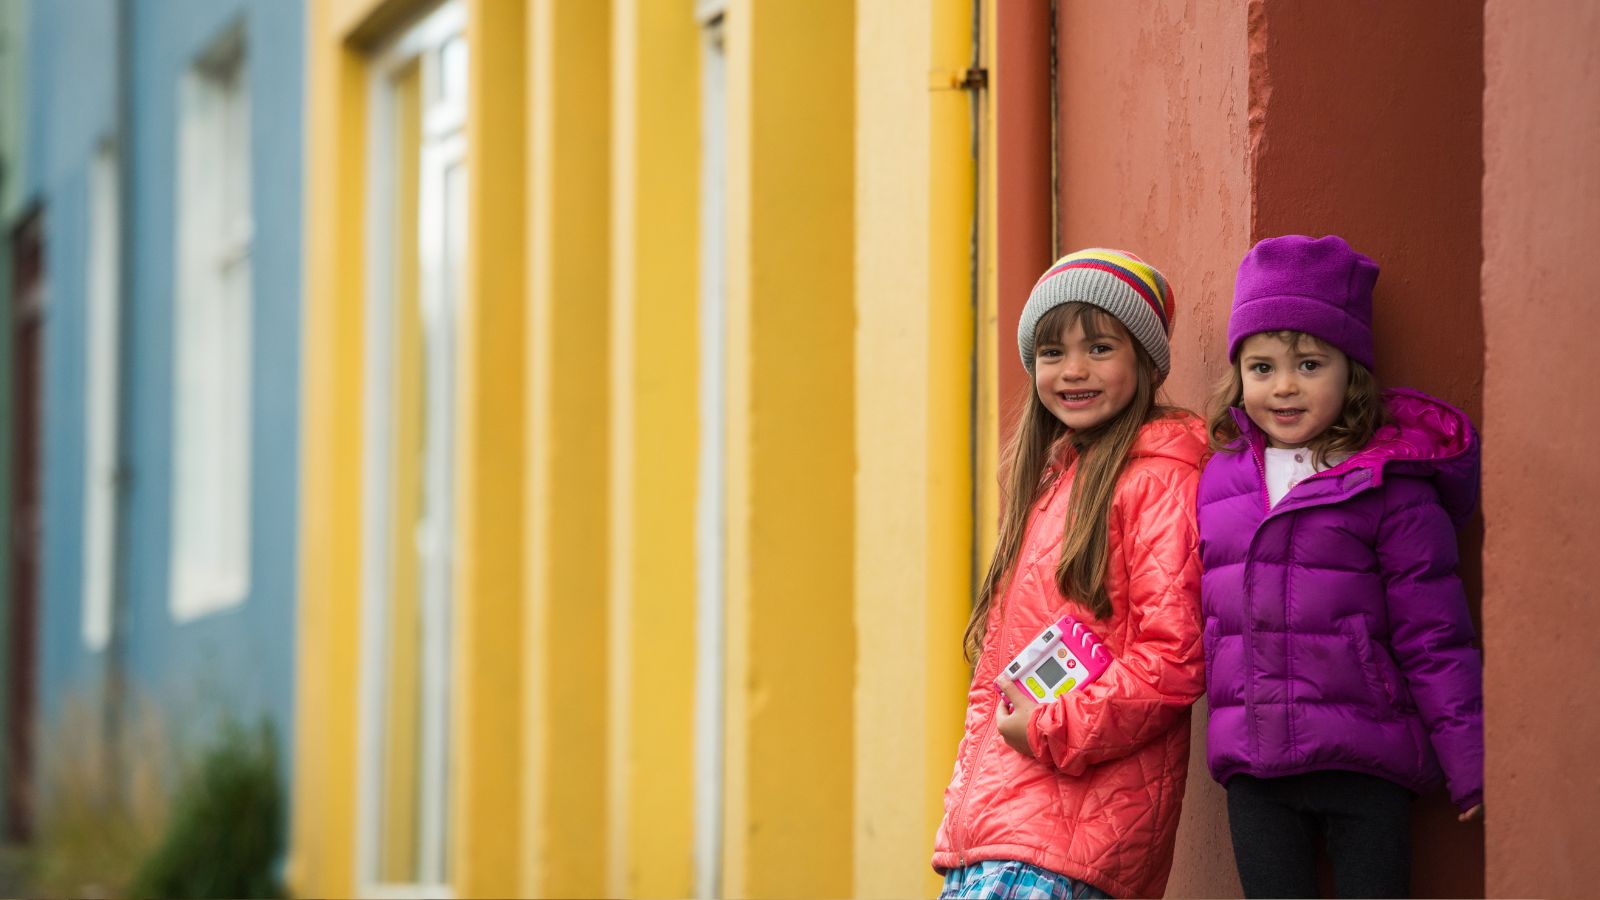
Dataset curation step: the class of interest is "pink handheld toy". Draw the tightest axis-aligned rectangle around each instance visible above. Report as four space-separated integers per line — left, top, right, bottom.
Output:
994 614 1110 710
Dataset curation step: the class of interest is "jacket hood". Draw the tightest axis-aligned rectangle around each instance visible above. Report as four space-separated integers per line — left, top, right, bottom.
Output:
1229 387 1480 525
1131 409 1210 468
1055 409 1209 473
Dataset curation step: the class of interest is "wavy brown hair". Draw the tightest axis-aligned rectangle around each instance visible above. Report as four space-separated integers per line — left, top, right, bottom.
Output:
962 303 1171 664
1206 330 1388 467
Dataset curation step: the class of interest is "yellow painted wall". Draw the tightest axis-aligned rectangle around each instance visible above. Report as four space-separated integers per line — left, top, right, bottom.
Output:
296 1 990 897
521 1 613 896
607 0 700 896
290 1 370 895
722 1 857 896
852 0 975 896
453 1 528 895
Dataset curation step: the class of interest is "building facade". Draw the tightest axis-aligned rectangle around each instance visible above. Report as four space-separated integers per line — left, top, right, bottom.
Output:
5 0 1588 897
17 0 304 839
291 1 1600 898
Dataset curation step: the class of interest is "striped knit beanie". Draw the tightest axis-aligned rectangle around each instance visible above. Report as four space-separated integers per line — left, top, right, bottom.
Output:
1017 248 1175 378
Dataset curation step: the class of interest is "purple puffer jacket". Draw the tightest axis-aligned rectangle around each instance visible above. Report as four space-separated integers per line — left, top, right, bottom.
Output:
1198 387 1484 811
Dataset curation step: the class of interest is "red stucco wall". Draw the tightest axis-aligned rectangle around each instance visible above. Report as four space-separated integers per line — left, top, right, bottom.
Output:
1249 3 1487 896
1053 4 1250 896
1481 1 1600 896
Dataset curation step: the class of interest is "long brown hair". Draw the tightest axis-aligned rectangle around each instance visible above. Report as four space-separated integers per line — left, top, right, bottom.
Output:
962 303 1169 663
1206 329 1388 467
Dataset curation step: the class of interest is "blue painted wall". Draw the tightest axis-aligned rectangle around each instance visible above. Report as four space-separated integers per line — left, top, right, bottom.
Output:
26 0 304 768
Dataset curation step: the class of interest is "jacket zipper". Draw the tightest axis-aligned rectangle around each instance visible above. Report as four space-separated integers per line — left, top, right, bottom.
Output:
952 601 1008 866
955 728 991 867
1244 439 1269 761
1249 438 1272 512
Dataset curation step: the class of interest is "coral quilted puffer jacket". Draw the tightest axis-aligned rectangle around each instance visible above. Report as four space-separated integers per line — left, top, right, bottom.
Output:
933 412 1208 898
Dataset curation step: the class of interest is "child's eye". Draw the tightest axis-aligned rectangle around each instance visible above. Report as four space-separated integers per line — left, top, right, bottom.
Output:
1036 347 1062 359
1300 360 1321 372
1089 343 1114 355
1249 363 1272 375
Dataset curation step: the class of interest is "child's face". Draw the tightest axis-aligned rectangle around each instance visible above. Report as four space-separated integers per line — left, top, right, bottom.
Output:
1034 317 1139 431
1238 332 1350 448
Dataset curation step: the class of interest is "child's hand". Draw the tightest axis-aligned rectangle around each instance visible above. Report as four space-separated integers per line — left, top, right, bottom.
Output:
1458 803 1483 823
996 681 1039 757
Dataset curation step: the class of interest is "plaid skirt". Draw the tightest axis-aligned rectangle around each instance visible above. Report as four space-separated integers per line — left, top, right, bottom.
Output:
938 860 1111 900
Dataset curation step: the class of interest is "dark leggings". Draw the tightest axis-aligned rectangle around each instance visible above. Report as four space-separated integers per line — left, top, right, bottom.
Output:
1226 771 1413 899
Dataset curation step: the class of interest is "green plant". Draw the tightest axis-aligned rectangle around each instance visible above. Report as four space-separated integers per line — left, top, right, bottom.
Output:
128 718 285 899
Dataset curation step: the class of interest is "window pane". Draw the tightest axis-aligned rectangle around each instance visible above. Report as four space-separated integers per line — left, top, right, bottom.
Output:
83 141 119 650
171 28 251 622
378 54 425 884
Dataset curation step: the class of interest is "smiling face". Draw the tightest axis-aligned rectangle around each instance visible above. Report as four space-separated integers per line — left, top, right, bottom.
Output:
1033 307 1140 432
1238 331 1351 448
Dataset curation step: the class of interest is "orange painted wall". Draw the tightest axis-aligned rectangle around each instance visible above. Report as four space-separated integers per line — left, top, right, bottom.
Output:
1481 0 1600 896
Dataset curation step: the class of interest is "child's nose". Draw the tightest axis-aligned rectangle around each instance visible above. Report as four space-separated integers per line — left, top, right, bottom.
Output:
1059 353 1089 378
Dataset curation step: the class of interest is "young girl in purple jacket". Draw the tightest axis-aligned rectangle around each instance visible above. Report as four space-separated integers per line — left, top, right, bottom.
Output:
1199 235 1484 898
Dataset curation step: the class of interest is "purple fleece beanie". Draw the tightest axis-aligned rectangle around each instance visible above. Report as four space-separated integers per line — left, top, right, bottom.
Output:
1228 234 1379 370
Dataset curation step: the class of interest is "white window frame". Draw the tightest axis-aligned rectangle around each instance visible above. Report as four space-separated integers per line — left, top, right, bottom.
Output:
83 138 120 650
694 6 728 899
355 3 466 897
169 22 253 623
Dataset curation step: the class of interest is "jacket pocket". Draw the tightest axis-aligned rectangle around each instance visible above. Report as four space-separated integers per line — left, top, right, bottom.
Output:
1200 618 1217 697
1340 618 1399 719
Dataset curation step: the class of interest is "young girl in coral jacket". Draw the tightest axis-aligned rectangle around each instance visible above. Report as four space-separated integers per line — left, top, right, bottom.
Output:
933 249 1208 899
1200 235 1485 898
